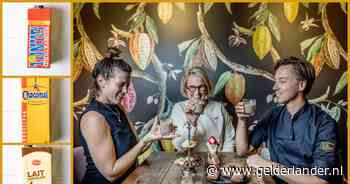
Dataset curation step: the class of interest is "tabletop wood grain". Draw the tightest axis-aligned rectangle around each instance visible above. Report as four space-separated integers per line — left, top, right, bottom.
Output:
123 152 276 184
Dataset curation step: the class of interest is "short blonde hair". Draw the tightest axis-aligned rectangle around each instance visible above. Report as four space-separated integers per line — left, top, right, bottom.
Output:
180 67 213 97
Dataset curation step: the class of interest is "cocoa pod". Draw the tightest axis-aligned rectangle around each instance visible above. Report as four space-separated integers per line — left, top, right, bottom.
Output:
73 48 83 82
157 3 173 24
81 37 103 72
253 25 272 60
128 33 155 70
284 2 299 23
323 35 340 70
224 73 246 106
311 51 325 77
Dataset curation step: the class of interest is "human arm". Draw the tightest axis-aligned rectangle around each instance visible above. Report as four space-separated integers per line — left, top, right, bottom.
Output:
80 111 148 182
307 115 339 183
235 112 250 155
235 102 269 156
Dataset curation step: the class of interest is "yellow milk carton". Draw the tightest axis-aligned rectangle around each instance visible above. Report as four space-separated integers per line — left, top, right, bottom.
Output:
22 78 50 144
23 147 52 184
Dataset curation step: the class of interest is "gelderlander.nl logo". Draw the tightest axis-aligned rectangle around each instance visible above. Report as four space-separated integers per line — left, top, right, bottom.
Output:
207 164 344 178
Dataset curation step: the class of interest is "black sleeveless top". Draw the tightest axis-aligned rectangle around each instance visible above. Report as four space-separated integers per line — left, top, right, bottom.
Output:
80 98 137 184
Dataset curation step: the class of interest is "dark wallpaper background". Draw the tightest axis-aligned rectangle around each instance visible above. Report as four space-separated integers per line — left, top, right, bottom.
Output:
73 3 347 177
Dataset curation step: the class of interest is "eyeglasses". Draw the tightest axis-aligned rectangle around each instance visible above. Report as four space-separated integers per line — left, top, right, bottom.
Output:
186 85 208 93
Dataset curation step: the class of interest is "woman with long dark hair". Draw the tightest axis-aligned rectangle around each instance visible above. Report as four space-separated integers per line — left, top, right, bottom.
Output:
80 47 174 184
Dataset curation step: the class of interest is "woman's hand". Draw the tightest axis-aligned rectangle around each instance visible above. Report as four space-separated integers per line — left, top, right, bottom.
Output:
235 102 252 121
185 96 208 125
141 117 178 143
185 99 196 113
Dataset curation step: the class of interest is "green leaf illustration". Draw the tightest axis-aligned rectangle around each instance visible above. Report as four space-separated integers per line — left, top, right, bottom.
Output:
306 36 324 61
318 3 327 15
177 38 197 55
329 106 341 122
340 2 347 14
203 3 214 14
268 12 281 42
73 3 85 18
93 3 101 20
334 71 347 96
125 4 137 11
213 71 232 96
184 39 201 68
129 13 145 32
233 22 253 36
145 15 159 44
248 3 259 8
300 35 321 56
225 3 232 15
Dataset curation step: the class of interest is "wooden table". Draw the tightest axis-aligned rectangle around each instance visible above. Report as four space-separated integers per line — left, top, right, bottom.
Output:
123 152 276 184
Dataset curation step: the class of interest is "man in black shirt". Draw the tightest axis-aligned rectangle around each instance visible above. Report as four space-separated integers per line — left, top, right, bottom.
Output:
235 57 341 184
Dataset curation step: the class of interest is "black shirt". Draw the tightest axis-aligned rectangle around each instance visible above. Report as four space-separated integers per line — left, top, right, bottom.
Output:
250 102 340 183
80 98 137 184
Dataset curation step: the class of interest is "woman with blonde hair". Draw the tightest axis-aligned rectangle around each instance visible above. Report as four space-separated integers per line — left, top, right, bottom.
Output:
170 66 235 152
